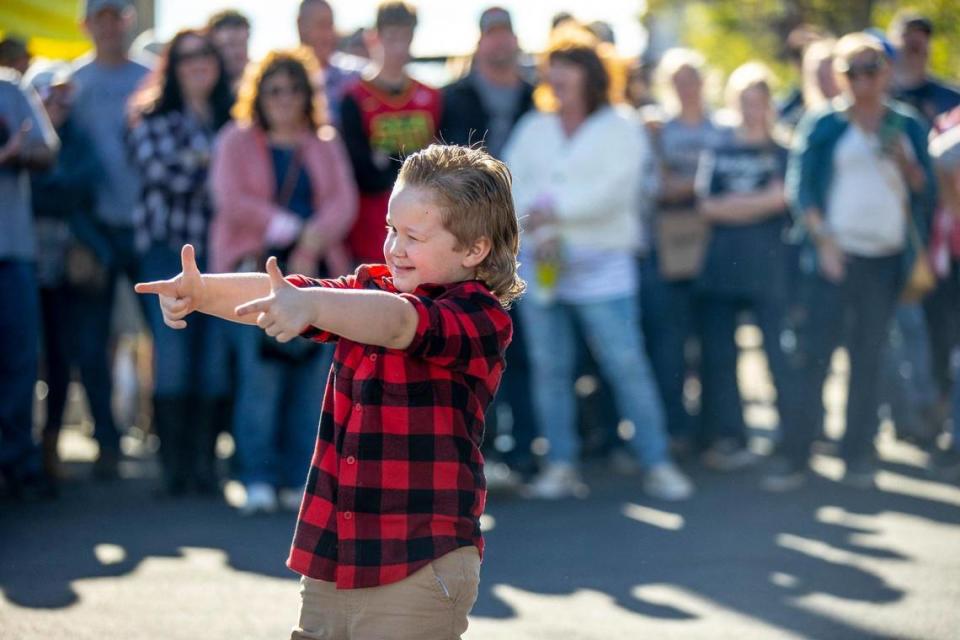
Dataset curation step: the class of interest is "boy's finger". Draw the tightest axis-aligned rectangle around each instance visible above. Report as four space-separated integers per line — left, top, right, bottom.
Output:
257 313 273 330
164 316 187 330
275 332 295 343
235 298 271 317
135 280 176 296
181 244 200 275
265 256 291 289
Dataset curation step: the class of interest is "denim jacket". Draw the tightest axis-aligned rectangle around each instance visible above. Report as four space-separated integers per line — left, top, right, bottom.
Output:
785 99 937 275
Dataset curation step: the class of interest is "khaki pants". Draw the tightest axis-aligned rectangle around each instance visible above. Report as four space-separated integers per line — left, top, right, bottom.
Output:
291 546 480 640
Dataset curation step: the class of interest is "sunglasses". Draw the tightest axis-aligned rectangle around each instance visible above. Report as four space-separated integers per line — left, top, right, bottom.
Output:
261 84 307 99
844 60 884 80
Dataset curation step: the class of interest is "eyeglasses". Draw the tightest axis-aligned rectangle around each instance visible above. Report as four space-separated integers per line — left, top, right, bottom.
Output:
844 59 884 80
261 84 307 99
176 47 216 64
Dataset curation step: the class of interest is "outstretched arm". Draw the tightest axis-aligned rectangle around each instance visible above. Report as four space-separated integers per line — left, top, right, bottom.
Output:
235 258 419 350
134 244 272 327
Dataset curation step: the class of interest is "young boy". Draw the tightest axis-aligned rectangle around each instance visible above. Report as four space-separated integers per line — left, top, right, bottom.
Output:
340 1 443 264
136 144 523 640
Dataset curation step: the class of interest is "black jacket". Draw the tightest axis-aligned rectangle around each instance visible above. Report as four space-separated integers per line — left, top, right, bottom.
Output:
437 72 535 157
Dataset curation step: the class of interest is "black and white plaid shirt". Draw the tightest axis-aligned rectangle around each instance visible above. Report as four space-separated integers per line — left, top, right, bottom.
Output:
128 110 218 258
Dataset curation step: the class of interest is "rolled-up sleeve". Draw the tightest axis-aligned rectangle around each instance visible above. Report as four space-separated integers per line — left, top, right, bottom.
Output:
399 289 512 379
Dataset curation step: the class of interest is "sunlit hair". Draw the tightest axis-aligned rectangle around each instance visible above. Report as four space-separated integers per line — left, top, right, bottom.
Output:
801 38 837 110
533 24 611 114
654 47 706 114
396 144 525 306
833 32 887 72
724 61 774 112
232 48 326 130
127 29 233 130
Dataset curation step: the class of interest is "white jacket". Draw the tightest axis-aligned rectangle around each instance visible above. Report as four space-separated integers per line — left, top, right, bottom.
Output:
504 104 649 252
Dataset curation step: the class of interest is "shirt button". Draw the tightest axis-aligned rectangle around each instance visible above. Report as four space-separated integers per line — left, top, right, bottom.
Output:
354 403 362 412
343 511 353 520
369 353 378 362
346 456 356 465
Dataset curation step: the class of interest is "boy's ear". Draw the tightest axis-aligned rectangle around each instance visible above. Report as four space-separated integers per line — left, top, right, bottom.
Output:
462 236 492 269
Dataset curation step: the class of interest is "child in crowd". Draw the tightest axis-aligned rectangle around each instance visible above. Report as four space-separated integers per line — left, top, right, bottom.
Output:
136 144 522 639
340 1 442 265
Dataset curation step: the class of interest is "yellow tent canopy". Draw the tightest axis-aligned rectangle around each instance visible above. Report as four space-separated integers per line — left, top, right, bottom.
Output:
0 0 92 61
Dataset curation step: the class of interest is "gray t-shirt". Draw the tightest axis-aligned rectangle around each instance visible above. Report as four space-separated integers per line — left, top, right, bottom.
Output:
69 55 150 227
0 71 59 261
471 72 521 159
655 115 723 209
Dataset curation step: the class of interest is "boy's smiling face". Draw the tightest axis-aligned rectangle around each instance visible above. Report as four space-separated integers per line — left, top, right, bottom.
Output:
384 185 490 293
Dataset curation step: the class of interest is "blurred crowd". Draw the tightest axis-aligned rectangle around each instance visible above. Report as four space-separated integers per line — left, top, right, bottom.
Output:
2 0 959 511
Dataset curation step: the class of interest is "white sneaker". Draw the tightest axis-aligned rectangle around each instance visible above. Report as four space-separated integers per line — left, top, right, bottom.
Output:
278 487 304 512
240 482 277 516
701 439 757 472
524 463 588 500
484 462 522 492
643 463 694 501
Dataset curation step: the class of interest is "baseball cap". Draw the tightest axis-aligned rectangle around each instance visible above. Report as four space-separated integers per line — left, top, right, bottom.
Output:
479 7 513 34
83 0 133 18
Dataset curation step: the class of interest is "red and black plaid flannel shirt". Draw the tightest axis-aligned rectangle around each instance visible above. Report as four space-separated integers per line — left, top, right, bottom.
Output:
284 265 512 588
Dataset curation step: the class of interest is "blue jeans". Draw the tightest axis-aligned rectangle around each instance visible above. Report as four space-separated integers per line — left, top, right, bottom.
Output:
231 323 333 488
0 261 41 478
519 294 669 467
140 244 230 398
881 303 939 437
639 254 698 441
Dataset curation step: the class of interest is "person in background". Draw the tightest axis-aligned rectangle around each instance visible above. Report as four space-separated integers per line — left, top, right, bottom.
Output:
209 49 357 514
127 29 235 496
340 1 442 266
779 38 839 135
68 0 151 480
0 36 31 75
625 59 656 110
505 30 693 501
769 33 936 491
694 62 790 471
25 61 102 493
641 47 724 457
297 0 368 127
778 24 830 130
437 5 537 485
0 69 60 500
887 11 960 449
206 9 251 94
888 11 960 124
928 123 960 480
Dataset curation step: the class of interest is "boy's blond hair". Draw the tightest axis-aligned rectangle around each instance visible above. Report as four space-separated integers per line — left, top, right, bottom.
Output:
396 144 525 307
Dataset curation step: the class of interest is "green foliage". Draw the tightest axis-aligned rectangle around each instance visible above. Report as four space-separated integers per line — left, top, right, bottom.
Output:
646 0 960 89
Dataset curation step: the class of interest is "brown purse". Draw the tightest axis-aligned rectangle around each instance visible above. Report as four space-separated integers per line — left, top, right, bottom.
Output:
901 218 936 303
655 207 711 281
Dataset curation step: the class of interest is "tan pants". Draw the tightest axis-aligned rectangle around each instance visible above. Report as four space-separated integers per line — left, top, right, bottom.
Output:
291 546 480 640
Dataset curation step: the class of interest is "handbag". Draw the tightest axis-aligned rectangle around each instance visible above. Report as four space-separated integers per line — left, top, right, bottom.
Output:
655 207 711 281
900 217 936 303
255 145 324 363
64 238 110 294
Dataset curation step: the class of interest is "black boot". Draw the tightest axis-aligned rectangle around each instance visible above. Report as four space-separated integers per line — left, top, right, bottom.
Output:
152 396 189 496
191 397 225 496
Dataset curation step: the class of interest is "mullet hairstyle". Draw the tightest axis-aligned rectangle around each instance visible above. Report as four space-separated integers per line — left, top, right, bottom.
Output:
396 144 525 307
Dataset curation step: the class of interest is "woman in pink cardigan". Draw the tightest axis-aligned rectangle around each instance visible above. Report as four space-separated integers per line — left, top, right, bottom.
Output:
209 49 357 515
